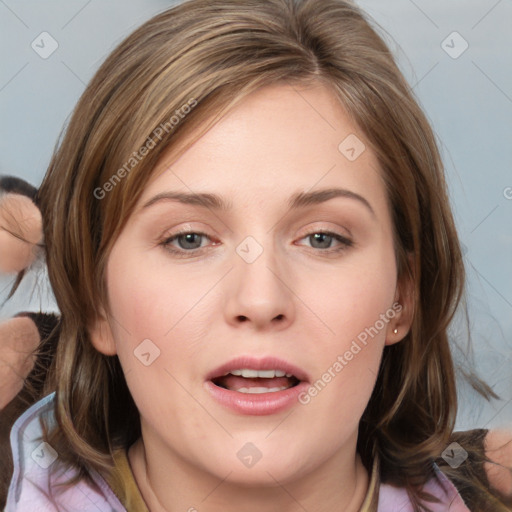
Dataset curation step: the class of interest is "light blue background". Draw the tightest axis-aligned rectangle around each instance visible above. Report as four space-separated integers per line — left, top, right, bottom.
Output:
0 0 511 430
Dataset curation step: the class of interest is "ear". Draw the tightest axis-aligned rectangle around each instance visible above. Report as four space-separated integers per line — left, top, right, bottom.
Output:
88 307 117 356
385 255 415 346
0 193 42 274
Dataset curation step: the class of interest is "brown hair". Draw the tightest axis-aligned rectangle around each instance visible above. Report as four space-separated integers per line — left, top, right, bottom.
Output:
30 0 508 509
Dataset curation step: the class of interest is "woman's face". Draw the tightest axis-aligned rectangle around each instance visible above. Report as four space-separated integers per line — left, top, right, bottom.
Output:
91 82 411 485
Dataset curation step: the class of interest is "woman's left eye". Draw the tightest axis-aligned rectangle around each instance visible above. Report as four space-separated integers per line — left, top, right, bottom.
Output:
297 231 353 253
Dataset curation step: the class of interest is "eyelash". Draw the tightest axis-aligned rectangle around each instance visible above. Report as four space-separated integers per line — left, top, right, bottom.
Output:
159 229 353 258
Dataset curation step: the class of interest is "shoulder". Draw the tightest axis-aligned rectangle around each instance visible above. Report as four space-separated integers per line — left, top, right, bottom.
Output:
378 462 470 511
5 392 125 512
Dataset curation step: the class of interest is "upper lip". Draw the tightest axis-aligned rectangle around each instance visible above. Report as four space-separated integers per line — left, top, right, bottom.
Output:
206 356 310 383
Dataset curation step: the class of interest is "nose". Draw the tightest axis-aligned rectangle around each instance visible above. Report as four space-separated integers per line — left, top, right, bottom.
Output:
222 239 295 331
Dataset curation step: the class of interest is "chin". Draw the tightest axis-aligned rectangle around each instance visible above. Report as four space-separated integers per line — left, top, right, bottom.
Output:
193 437 314 487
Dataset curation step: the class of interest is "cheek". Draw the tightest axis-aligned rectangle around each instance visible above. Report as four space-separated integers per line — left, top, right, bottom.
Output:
296 244 396 410
104 251 208 424
105 247 215 369
300 242 397 346
108 250 180 333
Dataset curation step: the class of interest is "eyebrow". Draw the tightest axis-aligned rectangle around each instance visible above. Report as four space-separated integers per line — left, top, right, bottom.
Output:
142 187 375 217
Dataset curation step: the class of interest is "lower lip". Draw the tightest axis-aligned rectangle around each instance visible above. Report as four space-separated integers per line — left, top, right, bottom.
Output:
205 380 310 416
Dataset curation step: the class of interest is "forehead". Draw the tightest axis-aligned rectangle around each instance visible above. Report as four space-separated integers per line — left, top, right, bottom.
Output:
139 82 388 215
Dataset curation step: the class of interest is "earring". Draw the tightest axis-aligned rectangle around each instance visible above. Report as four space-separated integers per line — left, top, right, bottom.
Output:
393 328 398 334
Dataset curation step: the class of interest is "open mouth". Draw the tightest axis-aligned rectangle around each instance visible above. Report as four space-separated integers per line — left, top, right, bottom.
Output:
205 357 310 414
211 369 301 394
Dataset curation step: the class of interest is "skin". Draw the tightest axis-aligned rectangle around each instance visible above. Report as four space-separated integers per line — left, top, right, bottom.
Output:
0 316 39 409
485 428 512 498
0 194 41 409
0 194 42 274
89 81 415 512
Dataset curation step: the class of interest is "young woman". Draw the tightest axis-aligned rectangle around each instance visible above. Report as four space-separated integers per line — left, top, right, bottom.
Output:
3 0 511 510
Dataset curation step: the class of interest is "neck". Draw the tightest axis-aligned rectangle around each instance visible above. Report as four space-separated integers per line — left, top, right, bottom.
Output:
128 434 370 512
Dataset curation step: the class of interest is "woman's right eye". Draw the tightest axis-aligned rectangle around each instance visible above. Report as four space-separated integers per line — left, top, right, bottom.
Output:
160 231 215 257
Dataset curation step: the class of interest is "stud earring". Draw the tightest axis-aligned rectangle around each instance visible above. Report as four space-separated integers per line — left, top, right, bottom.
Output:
393 328 398 334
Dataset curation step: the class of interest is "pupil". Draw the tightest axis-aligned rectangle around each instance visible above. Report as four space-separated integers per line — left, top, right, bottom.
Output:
179 233 201 249
311 233 331 249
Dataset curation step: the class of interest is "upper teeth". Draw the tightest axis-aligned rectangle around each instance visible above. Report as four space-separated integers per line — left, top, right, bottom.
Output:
227 369 293 378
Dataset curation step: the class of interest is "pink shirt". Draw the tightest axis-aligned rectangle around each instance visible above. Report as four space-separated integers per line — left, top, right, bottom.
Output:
5 393 470 511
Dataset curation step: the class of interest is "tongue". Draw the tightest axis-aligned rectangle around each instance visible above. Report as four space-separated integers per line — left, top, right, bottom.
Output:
215 375 295 392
